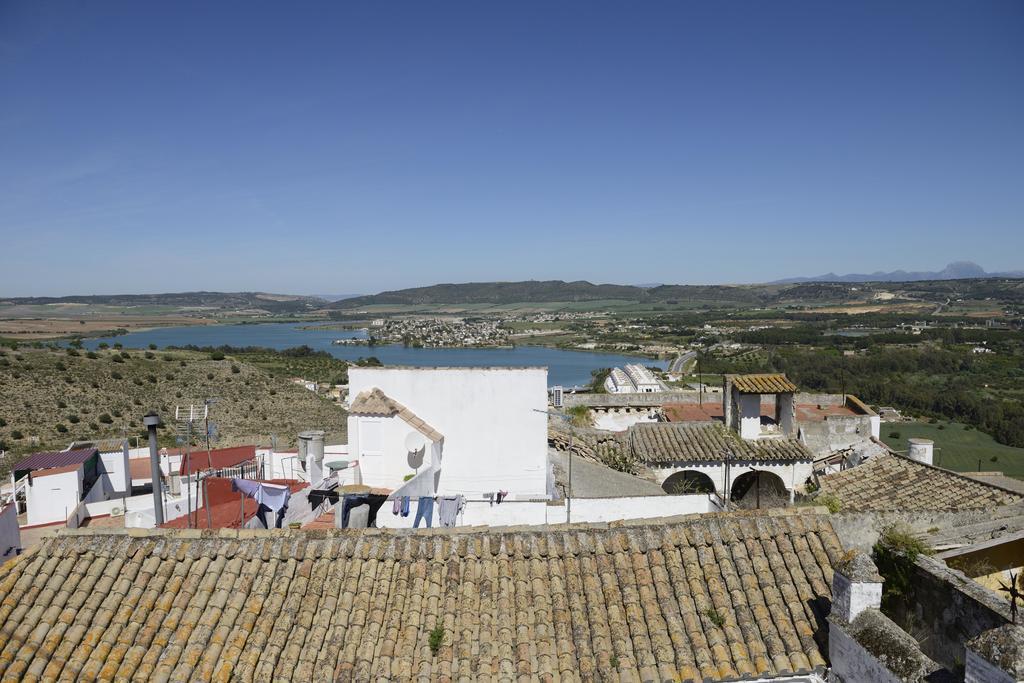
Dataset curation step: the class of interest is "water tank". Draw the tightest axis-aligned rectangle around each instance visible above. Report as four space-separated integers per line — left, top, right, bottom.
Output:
907 438 934 466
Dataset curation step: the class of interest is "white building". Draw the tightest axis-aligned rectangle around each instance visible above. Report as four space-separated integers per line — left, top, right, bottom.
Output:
604 363 662 393
346 366 549 500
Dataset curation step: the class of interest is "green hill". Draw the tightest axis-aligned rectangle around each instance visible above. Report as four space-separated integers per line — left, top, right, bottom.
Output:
0 346 347 475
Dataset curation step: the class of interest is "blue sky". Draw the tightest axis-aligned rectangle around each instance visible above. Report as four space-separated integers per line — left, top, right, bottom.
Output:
1 2 1022 296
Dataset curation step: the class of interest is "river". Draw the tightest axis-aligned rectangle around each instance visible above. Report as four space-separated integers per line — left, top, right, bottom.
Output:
81 322 665 387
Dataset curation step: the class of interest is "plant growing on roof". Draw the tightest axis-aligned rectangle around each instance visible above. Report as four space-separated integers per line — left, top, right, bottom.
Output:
703 608 725 628
428 623 445 656
872 523 932 612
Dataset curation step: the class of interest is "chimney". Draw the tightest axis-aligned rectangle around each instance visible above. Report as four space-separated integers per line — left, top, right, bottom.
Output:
298 430 326 484
907 438 934 466
965 624 1024 683
831 551 883 623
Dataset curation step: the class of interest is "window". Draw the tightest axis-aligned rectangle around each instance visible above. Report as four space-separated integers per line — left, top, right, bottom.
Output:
360 419 383 456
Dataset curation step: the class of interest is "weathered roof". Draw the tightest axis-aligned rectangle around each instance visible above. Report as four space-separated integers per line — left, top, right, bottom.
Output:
817 454 1023 512
349 388 443 442
630 423 813 463
729 374 798 394
179 445 257 476
0 512 843 681
11 448 98 474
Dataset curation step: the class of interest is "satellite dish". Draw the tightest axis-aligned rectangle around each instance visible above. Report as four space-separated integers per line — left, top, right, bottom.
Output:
404 432 427 453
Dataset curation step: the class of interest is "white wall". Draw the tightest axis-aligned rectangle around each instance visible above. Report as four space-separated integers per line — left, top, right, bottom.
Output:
375 494 716 529
650 459 813 501
99 449 130 496
25 469 82 526
348 367 549 498
0 503 20 560
739 393 762 440
591 408 660 432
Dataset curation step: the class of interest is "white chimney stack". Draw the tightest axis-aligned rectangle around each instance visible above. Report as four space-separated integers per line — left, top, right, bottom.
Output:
907 438 934 466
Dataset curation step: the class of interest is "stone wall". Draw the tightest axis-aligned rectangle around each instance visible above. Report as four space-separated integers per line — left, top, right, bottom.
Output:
886 555 1011 672
829 509 995 552
563 391 706 408
828 610 939 683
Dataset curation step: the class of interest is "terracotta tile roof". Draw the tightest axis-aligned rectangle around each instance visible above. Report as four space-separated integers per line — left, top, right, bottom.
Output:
11 448 98 473
0 512 842 681
729 374 798 394
817 454 1024 512
350 388 444 442
631 423 813 464
179 445 257 476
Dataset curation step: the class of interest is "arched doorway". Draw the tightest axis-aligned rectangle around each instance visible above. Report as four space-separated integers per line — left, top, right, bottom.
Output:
730 470 788 509
662 470 717 495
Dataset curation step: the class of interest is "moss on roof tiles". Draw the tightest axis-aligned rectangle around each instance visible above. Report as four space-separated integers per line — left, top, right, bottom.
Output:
630 423 812 464
730 374 799 394
817 453 1023 512
0 513 842 682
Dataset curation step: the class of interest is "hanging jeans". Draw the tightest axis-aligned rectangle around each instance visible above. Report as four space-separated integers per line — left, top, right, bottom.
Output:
255 503 287 529
413 496 434 528
341 494 369 529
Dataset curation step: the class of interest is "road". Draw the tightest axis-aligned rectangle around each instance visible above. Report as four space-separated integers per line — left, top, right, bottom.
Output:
669 350 697 374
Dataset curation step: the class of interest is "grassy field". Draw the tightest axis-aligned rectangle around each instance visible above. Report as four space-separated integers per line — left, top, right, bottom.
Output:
0 347 348 474
880 421 1024 479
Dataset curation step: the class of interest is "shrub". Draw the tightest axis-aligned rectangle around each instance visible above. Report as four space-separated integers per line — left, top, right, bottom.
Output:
88 422 99 431
68 415 80 424
0 418 5 427
55 424 68 433
817 492 842 513
66 348 80 357
98 413 113 424
703 608 725 628
231 364 240 374
210 351 225 361
11 430 23 440
428 624 444 656
113 343 122 350
86 351 98 359
112 409 122 418
55 361 66 371
112 355 124 363
57 400 67 409
91 381 99 388
206 372 214 380
163 354 173 361
148 343 157 350
120 352 130 359
147 375 157 384
111 371 122 379
888 431 901 440
179 360 186 367
98 342 109 349
145 352 155 359
872 524 932 610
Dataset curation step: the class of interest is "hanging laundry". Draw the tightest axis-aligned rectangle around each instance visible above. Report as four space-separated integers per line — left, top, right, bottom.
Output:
496 490 508 504
392 498 401 516
340 493 388 529
400 496 411 517
438 495 465 528
232 478 292 529
413 496 434 528
483 492 495 507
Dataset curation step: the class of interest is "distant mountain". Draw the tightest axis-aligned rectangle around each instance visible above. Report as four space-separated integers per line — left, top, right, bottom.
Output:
0 291 325 315
328 280 646 308
772 262 1024 284
310 293 363 302
327 280 774 309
